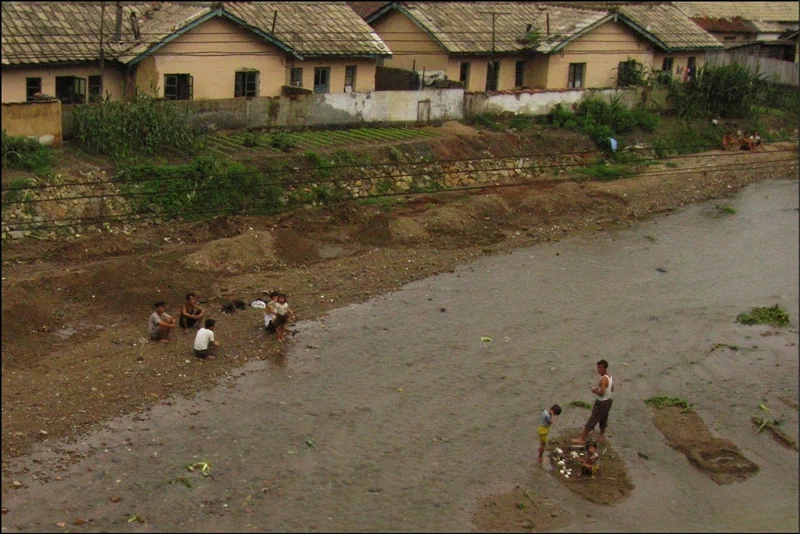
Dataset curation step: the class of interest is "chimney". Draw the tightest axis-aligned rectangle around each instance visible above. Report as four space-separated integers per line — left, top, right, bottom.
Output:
115 1 122 41
546 13 550 35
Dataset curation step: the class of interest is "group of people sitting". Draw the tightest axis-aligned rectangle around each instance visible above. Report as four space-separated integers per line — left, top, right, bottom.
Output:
722 130 764 152
147 293 219 358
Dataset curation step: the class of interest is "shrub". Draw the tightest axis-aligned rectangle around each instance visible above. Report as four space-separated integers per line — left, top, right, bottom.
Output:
71 95 206 159
270 132 297 152
667 64 772 119
509 114 533 130
546 98 659 150
1 130 53 173
118 155 282 218
2 177 36 209
736 304 790 327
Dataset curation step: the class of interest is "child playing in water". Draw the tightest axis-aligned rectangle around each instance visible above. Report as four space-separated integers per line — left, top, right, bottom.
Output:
272 293 295 343
537 404 562 464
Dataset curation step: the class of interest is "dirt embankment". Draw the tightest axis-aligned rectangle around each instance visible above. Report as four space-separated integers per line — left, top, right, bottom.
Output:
1 129 797 465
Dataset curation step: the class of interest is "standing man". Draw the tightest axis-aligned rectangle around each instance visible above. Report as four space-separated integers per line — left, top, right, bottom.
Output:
572 359 614 444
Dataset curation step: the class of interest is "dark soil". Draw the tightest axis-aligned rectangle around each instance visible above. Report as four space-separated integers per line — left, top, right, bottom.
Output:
653 406 760 484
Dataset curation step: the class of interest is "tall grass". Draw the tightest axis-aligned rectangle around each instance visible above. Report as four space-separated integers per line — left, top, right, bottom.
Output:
118 155 282 218
1 130 53 173
71 95 206 160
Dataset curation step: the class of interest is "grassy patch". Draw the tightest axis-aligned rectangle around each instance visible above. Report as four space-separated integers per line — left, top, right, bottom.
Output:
471 113 504 131
645 235 657 243
575 162 629 181
736 304 790 327
716 204 737 214
547 97 659 149
1 131 53 173
2 178 36 210
665 161 679 168
568 400 592 409
645 395 695 413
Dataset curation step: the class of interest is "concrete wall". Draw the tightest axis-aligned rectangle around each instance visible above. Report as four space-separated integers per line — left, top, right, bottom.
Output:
463 87 647 117
1 65 126 104
371 9 448 72
545 20 653 89
62 89 464 136
1 100 63 147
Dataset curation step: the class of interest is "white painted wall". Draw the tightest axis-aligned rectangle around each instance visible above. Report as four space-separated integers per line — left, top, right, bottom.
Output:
280 88 464 126
464 88 643 116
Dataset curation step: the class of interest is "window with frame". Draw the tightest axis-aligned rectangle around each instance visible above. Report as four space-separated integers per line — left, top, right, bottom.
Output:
26 77 42 102
568 63 585 89
164 74 193 100
289 67 303 87
661 57 674 72
88 75 102 103
514 60 525 87
344 65 357 92
459 61 471 88
235 71 259 97
485 61 499 91
55 76 87 104
314 67 330 94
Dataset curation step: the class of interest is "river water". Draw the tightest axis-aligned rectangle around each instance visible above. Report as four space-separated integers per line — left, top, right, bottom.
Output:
2 179 798 532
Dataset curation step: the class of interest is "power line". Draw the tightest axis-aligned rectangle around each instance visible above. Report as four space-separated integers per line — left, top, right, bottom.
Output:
4 159 796 232
5 141 789 194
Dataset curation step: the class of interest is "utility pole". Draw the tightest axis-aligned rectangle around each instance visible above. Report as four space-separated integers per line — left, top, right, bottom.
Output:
99 1 105 103
479 11 509 90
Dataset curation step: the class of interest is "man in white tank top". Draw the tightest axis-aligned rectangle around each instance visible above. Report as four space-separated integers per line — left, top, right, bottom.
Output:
572 359 614 444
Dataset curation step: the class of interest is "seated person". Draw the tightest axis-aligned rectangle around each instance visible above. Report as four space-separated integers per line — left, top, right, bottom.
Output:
180 292 205 334
578 440 600 477
148 301 176 343
193 319 219 359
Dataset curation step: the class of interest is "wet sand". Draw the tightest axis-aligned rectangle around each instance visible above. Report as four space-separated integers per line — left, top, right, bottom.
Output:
2 179 798 532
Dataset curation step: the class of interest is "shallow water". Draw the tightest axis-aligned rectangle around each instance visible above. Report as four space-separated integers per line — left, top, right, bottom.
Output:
2 180 798 532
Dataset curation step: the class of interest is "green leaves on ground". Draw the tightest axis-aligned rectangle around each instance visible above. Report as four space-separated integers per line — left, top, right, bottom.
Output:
645 395 695 413
568 400 592 409
1 130 53 173
736 304 790 327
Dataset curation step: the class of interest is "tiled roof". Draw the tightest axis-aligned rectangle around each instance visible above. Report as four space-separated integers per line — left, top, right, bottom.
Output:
377 2 610 54
675 2 800 23
619 3 723 50
346 1 390 20
1 2 161 66
225 2 391 57
691 16 759 33
2 1 390 66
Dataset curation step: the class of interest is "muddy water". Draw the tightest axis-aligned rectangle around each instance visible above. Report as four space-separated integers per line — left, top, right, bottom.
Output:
2 180 798 533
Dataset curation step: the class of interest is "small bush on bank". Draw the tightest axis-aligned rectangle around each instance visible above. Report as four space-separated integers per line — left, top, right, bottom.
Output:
546 97 659 149
1 130 53 173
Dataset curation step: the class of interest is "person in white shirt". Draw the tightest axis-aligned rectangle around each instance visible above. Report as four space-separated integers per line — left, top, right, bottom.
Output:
264 290 280 334
193 319 219 359
272 293 295 343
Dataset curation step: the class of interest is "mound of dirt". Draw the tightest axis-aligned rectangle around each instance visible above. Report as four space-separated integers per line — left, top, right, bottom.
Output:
181 231 278 274
547 433 635 505
272 228 322 267
421 206 473 234
653 407 759 485
356 213 392 245
390 216 429 243
517 183 595 219
473 486 572 532
465 193 512 220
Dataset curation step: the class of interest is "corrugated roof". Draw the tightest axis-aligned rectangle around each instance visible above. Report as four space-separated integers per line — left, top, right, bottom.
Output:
619 4 723 50
2 1 390 66
675 2 800 22
346 1 390 20
691 16 759 33
379 2 610 54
